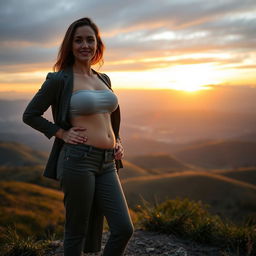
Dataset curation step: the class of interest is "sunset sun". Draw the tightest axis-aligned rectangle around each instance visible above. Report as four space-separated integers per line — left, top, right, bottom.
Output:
169 83 211 92
168 64 220 92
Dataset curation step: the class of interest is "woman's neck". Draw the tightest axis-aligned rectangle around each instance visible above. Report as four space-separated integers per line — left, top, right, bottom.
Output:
73 62 93 76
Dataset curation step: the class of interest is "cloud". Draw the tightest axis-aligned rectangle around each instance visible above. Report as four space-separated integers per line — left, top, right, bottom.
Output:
0 0 256 74
0 44 57 65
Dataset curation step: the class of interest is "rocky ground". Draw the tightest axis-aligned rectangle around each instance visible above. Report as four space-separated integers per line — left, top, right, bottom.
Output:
46 229 237 256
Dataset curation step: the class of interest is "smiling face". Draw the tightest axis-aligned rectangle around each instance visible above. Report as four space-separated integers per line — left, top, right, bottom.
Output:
72 25 97 64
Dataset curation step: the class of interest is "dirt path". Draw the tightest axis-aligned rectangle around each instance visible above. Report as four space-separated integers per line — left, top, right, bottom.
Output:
48 229 235 256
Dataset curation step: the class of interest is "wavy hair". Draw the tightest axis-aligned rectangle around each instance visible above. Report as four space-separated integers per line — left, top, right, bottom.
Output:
53 17 105 71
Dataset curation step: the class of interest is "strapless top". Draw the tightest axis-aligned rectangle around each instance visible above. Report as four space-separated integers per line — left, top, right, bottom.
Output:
69 89 118 117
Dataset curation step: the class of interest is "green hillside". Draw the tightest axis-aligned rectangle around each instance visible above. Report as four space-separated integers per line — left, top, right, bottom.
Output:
213 167 256 186
122 171 256 223
127 153 192 174
0 141 48 166
0 181 64 240
173 140 256 169
118 160 150 179
0 166 60 190
1 141 256 238
0 162 148 189
0 180 138 244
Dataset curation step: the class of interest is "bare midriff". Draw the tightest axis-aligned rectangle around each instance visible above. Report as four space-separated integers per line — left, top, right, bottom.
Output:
69 72 116 149
70 113 116 149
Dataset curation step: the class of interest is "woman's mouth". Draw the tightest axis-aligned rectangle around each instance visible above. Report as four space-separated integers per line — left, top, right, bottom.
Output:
80 50 91 55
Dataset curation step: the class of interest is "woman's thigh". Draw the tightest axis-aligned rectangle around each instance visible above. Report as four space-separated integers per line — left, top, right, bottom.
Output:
59 145 99 233
94 168 134 232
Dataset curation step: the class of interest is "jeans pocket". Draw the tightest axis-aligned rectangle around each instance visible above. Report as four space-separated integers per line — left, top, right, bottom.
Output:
64 146 89 161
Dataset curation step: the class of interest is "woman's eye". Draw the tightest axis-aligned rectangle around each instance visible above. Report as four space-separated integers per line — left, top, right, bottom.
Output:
75 39 82 43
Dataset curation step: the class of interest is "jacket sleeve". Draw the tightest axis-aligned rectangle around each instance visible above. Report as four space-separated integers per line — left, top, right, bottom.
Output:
22 72 61 139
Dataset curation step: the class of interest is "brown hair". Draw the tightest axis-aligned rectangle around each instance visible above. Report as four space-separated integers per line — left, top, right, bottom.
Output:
53 17 105 71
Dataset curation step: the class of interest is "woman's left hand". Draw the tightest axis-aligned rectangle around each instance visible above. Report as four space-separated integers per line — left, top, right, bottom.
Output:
114 140 124 160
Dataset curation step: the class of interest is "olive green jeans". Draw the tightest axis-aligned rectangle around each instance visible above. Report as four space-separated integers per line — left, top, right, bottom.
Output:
57 143 134 256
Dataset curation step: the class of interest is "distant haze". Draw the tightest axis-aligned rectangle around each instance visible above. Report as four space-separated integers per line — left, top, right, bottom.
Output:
0 86 256 155
1 85 256 113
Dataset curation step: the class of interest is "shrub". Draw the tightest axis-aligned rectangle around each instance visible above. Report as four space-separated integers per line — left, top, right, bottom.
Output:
0 225 56 256
136 196 256 255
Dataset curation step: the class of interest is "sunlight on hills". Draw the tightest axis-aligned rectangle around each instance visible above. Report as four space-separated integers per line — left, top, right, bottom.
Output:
121 170 256 224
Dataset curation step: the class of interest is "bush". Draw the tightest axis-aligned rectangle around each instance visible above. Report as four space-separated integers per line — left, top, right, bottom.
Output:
136 197 256 255
0 225 56 256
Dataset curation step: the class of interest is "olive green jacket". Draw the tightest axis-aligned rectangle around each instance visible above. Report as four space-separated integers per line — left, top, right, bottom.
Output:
22 66 123 253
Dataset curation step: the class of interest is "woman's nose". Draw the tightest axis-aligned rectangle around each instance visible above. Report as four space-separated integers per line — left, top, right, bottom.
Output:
82 41 89 48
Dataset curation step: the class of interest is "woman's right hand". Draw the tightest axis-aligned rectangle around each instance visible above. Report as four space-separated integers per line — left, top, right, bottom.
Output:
56 127 88 144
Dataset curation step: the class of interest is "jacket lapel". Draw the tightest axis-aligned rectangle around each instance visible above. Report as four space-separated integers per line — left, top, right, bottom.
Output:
59 66 73 127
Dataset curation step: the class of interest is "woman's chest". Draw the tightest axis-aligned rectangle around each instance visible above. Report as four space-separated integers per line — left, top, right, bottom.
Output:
73 74 110 92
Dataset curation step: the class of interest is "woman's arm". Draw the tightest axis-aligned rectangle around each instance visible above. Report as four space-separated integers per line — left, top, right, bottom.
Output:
22 72 61 139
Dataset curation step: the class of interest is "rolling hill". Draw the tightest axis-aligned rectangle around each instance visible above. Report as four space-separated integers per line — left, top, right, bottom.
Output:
127 153 193 174
0 181 138 242
212 167 256 186
172 140 256 169
0 141 152 187
121 171 256 223
0 165 60 190
0 141 48 166
120 136 190 157
117 160 150 179
0 161 150 189
1 140 256 226
0 181 64 239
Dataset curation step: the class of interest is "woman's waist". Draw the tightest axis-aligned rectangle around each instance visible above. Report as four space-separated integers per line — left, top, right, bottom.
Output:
63 142 115 153
69 115 116 147
70 128 116 149
73 127 115 144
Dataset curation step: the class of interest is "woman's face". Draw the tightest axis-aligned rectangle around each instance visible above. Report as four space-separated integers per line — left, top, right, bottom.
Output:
72 25 97 64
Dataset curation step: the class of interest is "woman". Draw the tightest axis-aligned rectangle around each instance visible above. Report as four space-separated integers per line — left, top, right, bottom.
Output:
22 17 134 256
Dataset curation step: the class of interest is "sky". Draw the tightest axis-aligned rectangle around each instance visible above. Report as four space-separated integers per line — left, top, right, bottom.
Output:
0 0 256 98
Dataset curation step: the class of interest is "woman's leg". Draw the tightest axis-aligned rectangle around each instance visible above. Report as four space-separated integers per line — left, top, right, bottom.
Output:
60 147 96 256
94 164 134 256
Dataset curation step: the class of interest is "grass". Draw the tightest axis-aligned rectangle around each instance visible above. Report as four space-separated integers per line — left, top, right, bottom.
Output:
0 180 140 255
1 177 255 255
0 225 57 256
121 170 256 225
2 196 256 255
0 181 64 241
136 196 256 255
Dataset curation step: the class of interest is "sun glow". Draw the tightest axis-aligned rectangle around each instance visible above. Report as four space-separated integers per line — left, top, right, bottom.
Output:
167 64 220 92
170 84 211 92
108 63 223 91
